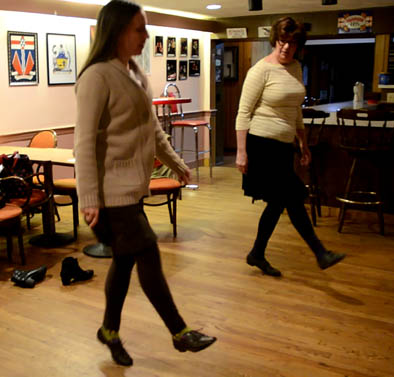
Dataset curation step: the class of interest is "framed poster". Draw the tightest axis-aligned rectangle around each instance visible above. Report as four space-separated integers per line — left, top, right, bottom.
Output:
189 59 200 77
167 37 176 57
179 60 187 80
166 60 177 81
180 38 188 57
7 31 39 86
46 33 77 85
154 36 164 56
191 39 199 57
338 11 372 33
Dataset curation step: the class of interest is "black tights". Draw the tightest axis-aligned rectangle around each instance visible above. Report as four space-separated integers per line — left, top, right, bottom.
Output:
251 199 326 259
103 243 186 336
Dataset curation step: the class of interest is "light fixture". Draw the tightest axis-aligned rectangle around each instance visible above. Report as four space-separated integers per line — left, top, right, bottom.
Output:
206 4 222 10
322 0 337 5
249 0 263 11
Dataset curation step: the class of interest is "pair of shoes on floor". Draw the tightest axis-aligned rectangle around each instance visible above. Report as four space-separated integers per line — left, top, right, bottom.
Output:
173 330 217 353
317 250 346 270
60 257 94 286
97 328 133 366
246 253 282 277
11 266 47 288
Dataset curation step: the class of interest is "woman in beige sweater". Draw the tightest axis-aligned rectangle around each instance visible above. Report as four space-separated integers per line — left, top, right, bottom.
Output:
236 17 345 277
74 0 215 366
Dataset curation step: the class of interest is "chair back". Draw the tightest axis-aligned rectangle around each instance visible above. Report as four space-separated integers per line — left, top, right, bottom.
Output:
302 108 329 146
163 83 184 119
336 108 394 150
29 130 57 148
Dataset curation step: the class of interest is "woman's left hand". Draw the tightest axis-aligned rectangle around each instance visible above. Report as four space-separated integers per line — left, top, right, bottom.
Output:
300 145 312 166
179 167 191 185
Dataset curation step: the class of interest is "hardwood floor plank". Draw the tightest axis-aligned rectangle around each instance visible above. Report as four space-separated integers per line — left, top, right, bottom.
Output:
0 164 393 377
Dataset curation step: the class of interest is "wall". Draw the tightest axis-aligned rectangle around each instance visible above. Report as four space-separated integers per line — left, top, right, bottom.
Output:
214 6 394 39
0 10 211 137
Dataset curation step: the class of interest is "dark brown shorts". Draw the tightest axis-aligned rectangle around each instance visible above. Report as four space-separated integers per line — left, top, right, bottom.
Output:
92 202 157 256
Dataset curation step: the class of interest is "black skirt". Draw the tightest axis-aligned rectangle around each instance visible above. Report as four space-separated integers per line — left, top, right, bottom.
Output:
242 134 308 202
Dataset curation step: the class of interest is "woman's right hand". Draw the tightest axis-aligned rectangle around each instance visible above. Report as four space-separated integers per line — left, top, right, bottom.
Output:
236 151 248 174
82 207 99 228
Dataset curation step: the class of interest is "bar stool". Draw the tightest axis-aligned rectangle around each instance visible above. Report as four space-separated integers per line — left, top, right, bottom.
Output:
336 109 394 234
163 83 213 181
302 108 330 226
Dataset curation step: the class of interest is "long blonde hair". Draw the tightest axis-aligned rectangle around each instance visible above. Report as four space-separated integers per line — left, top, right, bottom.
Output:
78 0 140 78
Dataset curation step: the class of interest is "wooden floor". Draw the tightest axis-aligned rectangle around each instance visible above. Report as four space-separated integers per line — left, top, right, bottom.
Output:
1 162 393 377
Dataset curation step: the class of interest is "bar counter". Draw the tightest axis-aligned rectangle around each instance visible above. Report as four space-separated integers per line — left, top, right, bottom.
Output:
298 101 394 213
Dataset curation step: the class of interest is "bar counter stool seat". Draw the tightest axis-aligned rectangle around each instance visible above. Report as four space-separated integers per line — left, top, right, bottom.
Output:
163 83 213 181
336 108 394 235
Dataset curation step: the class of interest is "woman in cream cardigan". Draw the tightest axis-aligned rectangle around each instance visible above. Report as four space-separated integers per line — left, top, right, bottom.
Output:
236 17 346 277
74 0 215 367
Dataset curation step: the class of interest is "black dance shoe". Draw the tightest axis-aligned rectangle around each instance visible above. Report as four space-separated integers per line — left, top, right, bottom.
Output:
11 266 47 288
97 328 133 366
173 330 217 353
60 257 94 286
246 253 282 277
317 251 346 270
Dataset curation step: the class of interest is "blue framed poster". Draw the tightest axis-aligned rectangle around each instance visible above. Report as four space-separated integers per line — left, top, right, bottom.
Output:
7 31 39 86
338 12 372 34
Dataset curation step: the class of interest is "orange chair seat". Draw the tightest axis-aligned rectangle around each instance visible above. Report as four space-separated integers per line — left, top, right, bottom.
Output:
9 189 48 207
149 178 181 194
0 204 22 221
171 119 208 127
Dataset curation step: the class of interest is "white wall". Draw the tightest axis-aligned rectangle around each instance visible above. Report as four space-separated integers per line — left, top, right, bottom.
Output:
0 10 211 136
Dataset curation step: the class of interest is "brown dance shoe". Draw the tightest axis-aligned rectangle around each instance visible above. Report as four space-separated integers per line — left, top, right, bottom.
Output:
246 253 282 277
317 251 346 270
97 328 133 366
173 330 217 353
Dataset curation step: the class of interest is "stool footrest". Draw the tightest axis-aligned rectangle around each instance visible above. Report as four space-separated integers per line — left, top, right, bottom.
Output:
336 190 382 206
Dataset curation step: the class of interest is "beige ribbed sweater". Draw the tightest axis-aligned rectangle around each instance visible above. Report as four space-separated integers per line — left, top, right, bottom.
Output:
74 58 187 209
235 58 306 143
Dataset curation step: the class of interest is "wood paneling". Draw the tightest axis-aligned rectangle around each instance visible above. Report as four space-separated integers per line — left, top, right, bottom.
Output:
1 164 393 377
373 34 391 92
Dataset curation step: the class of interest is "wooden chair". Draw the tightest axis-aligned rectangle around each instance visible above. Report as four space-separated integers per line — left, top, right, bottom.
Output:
302 108 330 226
29 130 79 239
0 172 50 262
163 83 213 181
144 178 182 237
0 204 25 265
336 108 394 234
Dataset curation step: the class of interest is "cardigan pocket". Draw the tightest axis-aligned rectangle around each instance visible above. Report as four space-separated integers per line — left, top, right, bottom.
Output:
113 158 143 189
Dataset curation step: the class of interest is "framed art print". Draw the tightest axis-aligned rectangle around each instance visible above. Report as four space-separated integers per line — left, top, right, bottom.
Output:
179 60 187 80
167 37 176 57
7 31 39 86
166 60 177 81
154 36 163 56
191 39 199 57
46 33 77 85
180 38 188 57
189 59 200 77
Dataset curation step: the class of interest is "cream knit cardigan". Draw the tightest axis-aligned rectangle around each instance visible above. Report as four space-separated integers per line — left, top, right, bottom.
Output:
74 58 187 209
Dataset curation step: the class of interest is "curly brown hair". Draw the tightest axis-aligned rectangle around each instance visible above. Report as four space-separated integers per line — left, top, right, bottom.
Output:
269 17 307 51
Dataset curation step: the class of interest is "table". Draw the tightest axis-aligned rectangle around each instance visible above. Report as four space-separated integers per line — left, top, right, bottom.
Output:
0 146 75 248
